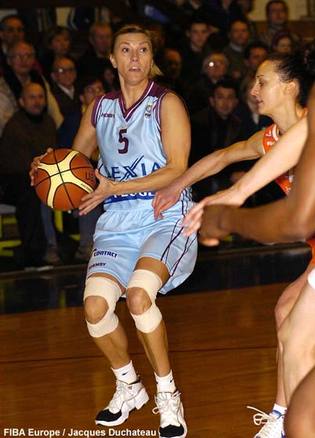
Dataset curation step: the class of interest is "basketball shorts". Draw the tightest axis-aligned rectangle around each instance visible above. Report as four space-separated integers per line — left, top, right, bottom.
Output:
86 205 198 294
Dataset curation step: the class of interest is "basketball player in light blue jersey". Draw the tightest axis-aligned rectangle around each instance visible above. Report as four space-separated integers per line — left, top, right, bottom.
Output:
71 25 197 437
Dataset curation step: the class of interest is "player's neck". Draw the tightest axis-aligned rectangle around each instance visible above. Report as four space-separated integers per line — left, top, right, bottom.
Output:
273 103 304 135
120 78 150 110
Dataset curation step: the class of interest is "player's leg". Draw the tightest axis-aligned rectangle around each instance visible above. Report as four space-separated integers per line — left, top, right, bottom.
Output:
279 268 315 405
126 256 187 438
249 267 311 438
84 272 149 426
285 366 315 438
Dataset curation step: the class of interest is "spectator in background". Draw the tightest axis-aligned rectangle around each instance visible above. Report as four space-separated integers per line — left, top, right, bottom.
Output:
158 47 186 97
77 22 113 77
259 0 300 49
58 75 104 262
236 0 257 40
240 40 269 93
190 78 242 198
179 17 212 82
0 40 63 136
0 14 25 72
223 18 250 80
0 82 56 268
271 30 295 55
39 26 73 80
103 64 119 93
50 56 80 118
186 51 230 113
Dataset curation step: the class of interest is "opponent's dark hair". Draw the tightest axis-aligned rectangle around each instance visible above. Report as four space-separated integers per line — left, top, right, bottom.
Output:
267 45 315 105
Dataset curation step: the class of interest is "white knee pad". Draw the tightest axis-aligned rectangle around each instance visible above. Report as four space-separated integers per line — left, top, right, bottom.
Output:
127 269 163 333
307 268 315 290
84 276 121 337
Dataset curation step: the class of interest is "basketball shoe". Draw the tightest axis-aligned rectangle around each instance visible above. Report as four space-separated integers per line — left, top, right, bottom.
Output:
248 406 285 438
153 390 187 438
95 379 149 426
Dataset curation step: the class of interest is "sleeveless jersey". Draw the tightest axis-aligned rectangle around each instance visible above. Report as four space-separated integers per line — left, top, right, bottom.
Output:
263 122 315 261
262 123 294 195
92 80 192 211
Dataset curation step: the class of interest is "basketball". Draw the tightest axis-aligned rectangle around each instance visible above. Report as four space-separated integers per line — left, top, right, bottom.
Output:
34 149 97 211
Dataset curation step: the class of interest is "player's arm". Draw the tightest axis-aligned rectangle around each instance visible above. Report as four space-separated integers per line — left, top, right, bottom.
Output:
184 115 308 219
79 93 192 214
197 88 315 245
152 129 265 218
72 101 98 158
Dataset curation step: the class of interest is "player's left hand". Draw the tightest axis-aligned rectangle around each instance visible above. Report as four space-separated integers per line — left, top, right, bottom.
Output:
79 169 114 215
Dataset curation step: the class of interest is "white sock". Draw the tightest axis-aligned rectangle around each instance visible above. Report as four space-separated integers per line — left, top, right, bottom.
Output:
111 361 138 384
272 403 287 416
155 370 176 393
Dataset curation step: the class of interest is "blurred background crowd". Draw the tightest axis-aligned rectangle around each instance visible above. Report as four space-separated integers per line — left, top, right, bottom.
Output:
0 0 313 269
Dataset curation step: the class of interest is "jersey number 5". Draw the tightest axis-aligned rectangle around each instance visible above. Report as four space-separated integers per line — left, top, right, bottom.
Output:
118 128 129 154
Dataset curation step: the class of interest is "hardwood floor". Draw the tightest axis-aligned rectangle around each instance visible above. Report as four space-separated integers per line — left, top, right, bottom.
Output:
0 283 285 437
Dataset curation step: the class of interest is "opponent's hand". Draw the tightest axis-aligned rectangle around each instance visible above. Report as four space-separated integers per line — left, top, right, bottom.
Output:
201 186 244 208
79 169 114 215
152 181 182 220
182 197 208 236
29 147 53 186
198 205 232 246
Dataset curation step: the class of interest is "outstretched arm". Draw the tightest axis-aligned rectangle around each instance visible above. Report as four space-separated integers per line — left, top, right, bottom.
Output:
196 86 315 245
152 129 265 218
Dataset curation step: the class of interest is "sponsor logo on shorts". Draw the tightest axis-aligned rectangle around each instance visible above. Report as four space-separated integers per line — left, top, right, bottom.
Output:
89 262 107 269
93 249 118 258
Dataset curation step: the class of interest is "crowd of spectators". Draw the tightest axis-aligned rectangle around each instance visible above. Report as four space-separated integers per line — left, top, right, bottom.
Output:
0 0 310 269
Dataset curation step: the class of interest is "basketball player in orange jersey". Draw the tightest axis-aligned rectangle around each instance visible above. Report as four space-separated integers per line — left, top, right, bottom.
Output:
31 24 197 438
153 47 315 438
187 83 315 438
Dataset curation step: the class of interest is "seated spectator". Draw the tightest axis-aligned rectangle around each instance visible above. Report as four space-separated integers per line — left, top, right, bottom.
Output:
190 78 243 198
259 0 300 49
0 40 63 136
186 51 230 113
39 26 73 80
58 76 104 262
0 14 25 73
77 22 113 78
179 17 212 83
271 30 295 54
50 56 80 117
0 82 56 268
240 40 269 93
103 64 119 93
158 47 186 97
236 0 258 40
223 18 250 81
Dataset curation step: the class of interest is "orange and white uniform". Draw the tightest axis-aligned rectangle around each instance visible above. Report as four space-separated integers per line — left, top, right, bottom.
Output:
263 123 315 261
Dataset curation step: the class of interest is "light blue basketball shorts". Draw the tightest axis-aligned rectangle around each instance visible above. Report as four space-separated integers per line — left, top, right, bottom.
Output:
86 205 198 294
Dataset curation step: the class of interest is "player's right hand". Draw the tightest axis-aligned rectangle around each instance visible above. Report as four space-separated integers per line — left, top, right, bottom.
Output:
29 147 53 186
152 182 182 220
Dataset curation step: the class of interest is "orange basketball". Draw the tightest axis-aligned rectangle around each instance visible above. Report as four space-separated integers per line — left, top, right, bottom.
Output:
34 149 97 211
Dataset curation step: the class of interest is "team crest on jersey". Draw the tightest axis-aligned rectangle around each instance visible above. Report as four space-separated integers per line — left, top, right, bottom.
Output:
144 103 154 118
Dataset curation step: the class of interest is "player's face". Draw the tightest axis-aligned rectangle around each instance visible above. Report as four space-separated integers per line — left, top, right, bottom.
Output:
111 33 153 86
251 60 290 117
20 84 46 115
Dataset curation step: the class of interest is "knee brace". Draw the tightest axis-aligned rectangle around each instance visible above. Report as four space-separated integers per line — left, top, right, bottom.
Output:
127 269 163 333
308 268 315 290
84 276 121 337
